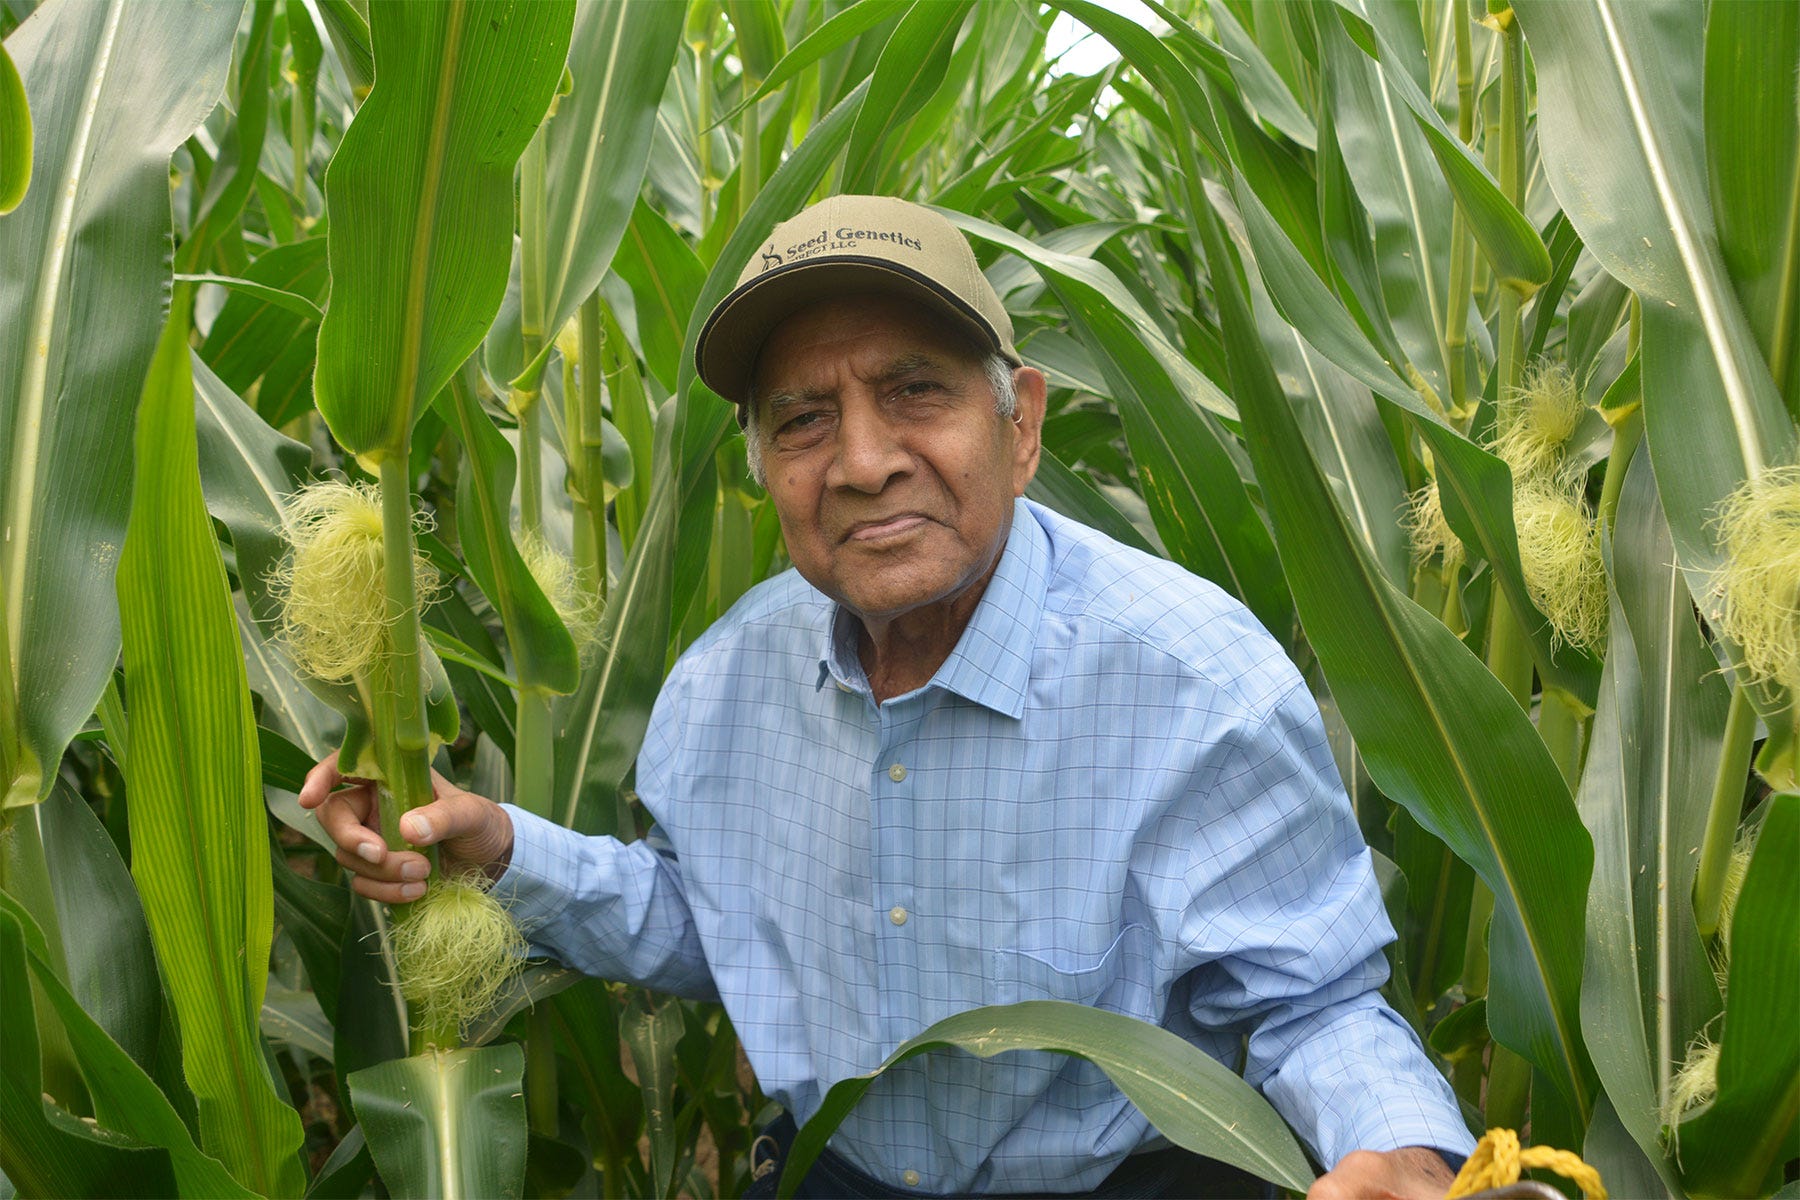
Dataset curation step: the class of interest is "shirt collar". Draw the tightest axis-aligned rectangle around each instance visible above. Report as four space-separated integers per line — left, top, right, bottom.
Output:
820 498 1047 718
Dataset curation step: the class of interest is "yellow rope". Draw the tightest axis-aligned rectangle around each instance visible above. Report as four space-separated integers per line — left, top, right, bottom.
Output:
1445 1127 1607 1200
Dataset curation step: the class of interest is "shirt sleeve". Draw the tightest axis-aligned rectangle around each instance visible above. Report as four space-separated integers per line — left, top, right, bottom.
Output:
1180 679 1474 1167
488 670 718 1001
491 808 717 1001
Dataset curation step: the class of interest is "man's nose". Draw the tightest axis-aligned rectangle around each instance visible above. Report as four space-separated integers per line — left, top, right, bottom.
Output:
826 401 909 493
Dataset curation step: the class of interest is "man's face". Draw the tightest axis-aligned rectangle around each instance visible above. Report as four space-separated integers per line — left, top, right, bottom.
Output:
750 293 1044 626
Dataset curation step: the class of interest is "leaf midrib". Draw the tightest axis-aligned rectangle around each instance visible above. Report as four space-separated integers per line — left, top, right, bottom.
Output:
6 0 123 671
393 1 470 454
1589 0 1765 481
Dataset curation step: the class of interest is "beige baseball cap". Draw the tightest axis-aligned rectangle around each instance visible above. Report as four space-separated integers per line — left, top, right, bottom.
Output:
695 194 1020 420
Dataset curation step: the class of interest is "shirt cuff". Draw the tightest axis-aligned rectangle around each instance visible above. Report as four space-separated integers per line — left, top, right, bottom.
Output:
490 803 584 945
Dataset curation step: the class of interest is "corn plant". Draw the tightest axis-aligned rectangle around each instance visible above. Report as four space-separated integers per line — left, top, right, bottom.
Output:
1 0 1794 1197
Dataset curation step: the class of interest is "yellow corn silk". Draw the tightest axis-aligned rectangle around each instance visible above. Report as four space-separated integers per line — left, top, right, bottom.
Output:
270 480 441 683
390 870 527 1038
1709 466 1800 696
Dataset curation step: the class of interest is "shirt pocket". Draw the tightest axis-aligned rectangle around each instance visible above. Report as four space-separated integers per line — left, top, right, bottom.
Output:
994 923 1141 1008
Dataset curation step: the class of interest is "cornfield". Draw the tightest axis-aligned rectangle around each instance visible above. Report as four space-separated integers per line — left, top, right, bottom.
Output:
0 0 1794 1196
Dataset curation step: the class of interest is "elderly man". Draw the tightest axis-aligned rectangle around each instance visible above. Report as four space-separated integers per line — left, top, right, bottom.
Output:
301 195 1473 1198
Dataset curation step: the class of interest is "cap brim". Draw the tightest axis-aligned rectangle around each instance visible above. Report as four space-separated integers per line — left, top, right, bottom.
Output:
695 257 1011 419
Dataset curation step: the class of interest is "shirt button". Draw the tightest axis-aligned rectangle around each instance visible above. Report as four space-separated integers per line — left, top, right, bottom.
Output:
902 1170 921 1187
889 906 908 926
837 680 853 693
888 762 907 782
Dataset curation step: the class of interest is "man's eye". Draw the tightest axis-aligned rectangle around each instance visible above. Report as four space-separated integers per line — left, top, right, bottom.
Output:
777 411 824 437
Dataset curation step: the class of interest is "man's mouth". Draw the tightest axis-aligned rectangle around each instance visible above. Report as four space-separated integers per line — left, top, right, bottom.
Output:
844 513 929 543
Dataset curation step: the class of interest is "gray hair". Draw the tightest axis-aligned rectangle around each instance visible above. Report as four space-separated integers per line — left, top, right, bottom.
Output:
744 353 1018 488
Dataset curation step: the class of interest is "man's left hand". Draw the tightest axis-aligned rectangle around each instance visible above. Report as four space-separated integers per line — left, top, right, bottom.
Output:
1306 1146 1457 1200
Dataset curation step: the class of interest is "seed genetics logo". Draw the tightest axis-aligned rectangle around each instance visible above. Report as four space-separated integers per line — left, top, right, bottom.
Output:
778 226 924 264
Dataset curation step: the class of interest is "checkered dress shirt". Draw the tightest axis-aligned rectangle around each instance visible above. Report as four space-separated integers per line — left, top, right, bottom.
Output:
497 498 1473 1193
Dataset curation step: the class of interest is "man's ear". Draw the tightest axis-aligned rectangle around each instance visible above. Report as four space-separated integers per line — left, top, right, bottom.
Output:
1010 366 1047 495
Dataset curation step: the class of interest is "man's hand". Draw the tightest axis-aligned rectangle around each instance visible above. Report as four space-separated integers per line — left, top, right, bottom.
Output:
296 751 515 904
1307 1146 1457 1200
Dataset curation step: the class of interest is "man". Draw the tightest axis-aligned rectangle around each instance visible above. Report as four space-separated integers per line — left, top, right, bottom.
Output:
302 195 1473 1198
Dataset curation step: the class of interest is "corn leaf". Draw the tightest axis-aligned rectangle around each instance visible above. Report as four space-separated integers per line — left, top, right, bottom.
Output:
1514 0 1796 593
0 0 239 808
487 0 686 388
1231 175 1602 705
197 237 329 427
0 899 184 1199
0 40 27 214
313 0 574 459
1577 454 1723 1182
1195 198 1597 1116
779 1001 1315 1199
447 367 580 701
1315 2 1454 403
117 312 308 1195
841 0 973 193
1703 0 1800 413
1673 793 1800 1197
1329 2 1550 296
36 781 175 1095
350 1043 530 1200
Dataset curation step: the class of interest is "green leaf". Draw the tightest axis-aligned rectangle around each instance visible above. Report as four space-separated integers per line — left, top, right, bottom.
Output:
313 0 574 459
1037 266 1293 639
1024 450 1156 557
1577 454 1722 1181
1315 3 1454 403
0 39 28 214
1194 198 1596 1117
1229 174 1601 703
843 0 975 193
179 272 323 321
1673 793 1800 1197
351 1043 530 1200
1513 0 1796 596
180 0 273 271
314 0 371 94
0 0 240 808
193 352 312 628
37 781 172 1090
621 990 685 1200
614 197 708 394
1704 0 1799 411
1330 1 1549 296
0 899 183 1199
779 1002 1314 1199
719 0 909 125
489 0 686 390
196 237 329 426
723 0 786 83
115 312 308 1195
447 367 579 700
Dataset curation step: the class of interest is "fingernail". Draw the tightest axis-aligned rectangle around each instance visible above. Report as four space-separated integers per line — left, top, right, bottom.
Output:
400 882 426 901
400 860 428 881
402 814 432 843
356 842 382 864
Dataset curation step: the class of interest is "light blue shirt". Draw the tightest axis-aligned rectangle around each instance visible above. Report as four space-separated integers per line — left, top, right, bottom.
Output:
498 498 1473 1193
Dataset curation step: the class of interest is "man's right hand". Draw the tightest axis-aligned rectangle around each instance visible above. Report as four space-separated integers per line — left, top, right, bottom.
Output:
297 751 515 904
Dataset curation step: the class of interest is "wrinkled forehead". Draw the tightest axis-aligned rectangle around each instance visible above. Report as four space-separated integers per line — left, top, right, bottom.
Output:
749 293 988 400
